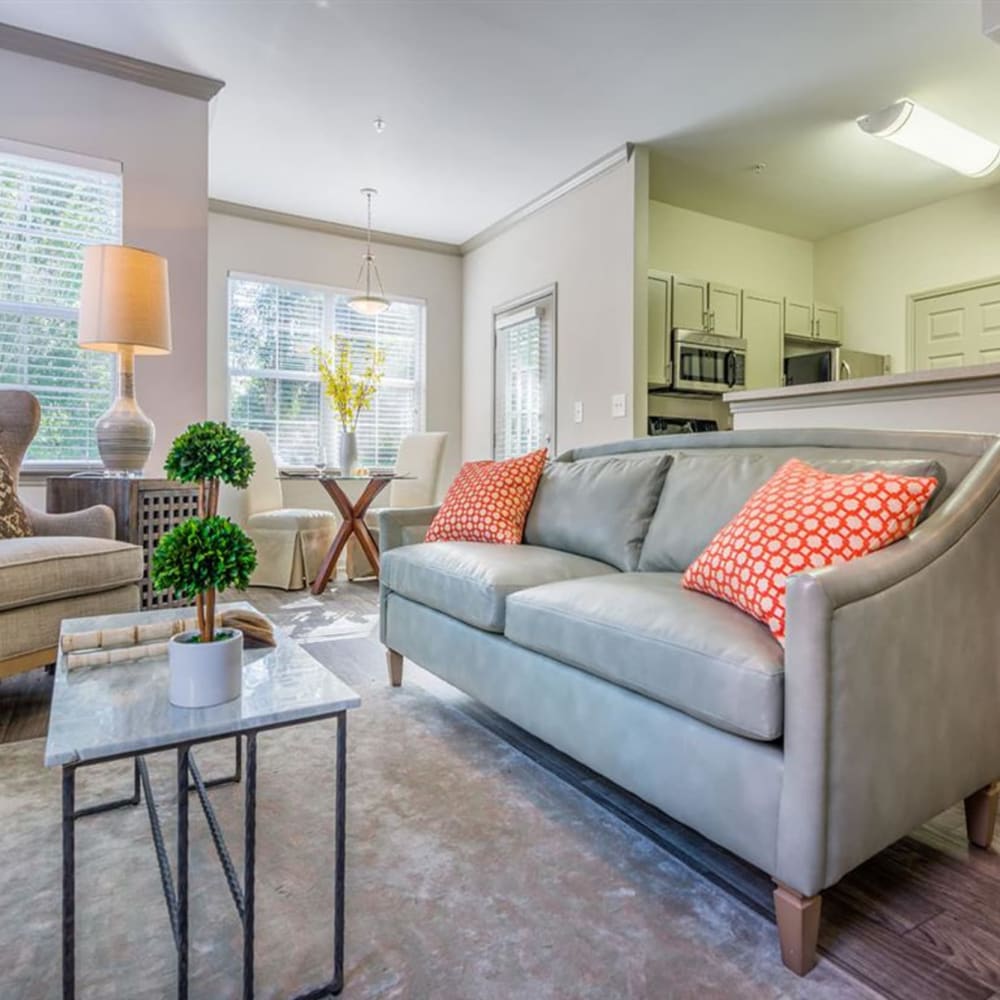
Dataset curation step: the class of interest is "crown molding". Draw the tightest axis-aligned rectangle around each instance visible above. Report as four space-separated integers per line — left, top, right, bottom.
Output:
460 143 634 254
209 199 463 257
0 23 225 100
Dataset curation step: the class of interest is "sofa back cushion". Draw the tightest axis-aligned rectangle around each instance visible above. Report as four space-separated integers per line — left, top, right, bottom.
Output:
524 452 672 570
639 449 946 572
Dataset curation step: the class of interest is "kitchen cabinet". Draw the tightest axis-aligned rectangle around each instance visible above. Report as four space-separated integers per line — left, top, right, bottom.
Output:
783 298 814 339
671 276 742 336
814 303 842 343
707 282 742 337
784 298 842 343
742 290 783 390
647 272 671 385
671 275 708 330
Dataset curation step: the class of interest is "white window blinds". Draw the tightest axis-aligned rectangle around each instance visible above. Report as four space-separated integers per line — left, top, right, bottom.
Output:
493 291 555 460
227 274 425 469
0 149 122 462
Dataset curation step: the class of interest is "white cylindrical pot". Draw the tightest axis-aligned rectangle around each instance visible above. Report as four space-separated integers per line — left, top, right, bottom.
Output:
168 628 244 708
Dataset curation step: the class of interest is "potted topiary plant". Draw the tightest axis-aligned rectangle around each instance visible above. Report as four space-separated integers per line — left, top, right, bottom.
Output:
151 421 258 708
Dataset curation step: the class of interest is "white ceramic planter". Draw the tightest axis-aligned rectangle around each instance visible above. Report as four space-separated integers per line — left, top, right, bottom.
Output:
168 628 244 708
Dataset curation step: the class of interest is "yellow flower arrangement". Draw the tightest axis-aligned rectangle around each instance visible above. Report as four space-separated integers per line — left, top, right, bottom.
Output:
314 342 386 430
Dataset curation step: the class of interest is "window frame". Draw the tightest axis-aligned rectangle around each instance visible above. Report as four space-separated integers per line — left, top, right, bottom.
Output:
226 269 428 470
0 138 123 473
492 283 557 461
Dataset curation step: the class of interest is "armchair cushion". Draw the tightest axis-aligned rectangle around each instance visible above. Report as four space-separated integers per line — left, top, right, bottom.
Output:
0 536 142 612
0 453 32 538
247 507 338 531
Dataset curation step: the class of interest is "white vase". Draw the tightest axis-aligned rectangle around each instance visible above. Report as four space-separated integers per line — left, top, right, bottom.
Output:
339 430 358 475
168 628 244 708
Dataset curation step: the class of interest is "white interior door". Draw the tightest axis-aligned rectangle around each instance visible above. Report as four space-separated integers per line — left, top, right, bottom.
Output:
912 280 1000 370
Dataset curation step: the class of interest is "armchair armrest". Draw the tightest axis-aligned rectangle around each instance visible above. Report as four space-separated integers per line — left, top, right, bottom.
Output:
26 503 115 539
378 505 439 553
777 441 1000 897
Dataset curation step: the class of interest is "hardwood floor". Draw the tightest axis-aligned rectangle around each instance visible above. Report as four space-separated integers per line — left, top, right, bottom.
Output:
3 584 998 1000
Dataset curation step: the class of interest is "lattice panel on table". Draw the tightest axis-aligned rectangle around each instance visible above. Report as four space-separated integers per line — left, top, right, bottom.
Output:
139 487 200 608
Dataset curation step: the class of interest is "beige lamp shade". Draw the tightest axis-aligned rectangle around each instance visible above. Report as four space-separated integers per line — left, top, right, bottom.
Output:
78 244 172 354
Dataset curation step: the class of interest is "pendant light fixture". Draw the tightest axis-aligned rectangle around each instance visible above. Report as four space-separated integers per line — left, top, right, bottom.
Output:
348 187 390 316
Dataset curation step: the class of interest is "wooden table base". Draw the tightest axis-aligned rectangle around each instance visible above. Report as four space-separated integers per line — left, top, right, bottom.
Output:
311 476 392 595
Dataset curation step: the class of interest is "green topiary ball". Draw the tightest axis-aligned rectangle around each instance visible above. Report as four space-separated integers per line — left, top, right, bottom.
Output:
164 421 255 489
151 516 258 599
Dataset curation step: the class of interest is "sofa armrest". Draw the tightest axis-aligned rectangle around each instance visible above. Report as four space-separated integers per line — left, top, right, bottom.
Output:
777 441 1000 897
26 503 116 539
378 505 439 553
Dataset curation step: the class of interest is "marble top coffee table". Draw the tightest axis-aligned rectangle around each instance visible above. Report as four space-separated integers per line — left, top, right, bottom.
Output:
44 602 361 1000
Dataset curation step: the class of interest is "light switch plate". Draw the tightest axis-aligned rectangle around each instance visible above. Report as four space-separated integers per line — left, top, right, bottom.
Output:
611 393 627 418
573 401 584 423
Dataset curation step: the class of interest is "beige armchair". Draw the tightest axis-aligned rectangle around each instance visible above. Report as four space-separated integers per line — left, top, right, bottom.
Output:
0 390 143 678
347 432 447 580
221 430 339 590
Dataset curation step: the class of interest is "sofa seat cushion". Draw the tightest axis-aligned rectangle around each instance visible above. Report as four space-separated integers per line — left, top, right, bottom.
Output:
504 572 784 740
0 536 143 612
381 542 618 633
247 508 338 531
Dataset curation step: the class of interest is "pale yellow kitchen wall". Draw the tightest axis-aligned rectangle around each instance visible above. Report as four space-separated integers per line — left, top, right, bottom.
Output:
648 200 814 301
813 184 1000 373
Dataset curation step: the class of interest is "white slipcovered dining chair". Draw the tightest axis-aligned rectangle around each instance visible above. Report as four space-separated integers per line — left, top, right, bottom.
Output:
346 431 448 580
221 430 339 590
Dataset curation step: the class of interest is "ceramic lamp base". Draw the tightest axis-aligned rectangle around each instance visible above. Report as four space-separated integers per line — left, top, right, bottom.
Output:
97 348 154 476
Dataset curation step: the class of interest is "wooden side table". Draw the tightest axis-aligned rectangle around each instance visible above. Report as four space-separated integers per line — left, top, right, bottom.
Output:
46 477 200 609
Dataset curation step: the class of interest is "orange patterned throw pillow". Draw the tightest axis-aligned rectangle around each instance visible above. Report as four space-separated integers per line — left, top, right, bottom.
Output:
682 458 938 644
426 449 548 544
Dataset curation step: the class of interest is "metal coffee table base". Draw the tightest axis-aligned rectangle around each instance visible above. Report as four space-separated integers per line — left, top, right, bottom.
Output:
61 715 347 1000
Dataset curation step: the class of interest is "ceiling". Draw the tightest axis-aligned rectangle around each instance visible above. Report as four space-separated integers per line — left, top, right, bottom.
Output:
0 1 998 244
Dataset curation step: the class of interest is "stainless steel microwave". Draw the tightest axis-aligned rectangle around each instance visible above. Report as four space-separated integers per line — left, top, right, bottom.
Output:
670 328 747 394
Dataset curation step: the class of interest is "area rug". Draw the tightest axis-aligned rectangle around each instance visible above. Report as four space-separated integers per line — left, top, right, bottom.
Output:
0 599 873 999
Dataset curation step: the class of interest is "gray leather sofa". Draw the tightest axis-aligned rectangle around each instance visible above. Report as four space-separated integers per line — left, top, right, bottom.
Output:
378 428 1000 975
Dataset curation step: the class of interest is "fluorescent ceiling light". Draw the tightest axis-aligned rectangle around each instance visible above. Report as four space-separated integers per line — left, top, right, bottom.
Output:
857 99 1000 177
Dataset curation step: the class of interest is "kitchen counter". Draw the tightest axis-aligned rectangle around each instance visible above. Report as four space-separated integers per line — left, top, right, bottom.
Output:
725 361 1000 433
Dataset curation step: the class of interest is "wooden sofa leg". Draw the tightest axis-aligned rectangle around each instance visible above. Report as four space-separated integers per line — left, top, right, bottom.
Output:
773 883 821 976
965 782 999 848
386 649 404 687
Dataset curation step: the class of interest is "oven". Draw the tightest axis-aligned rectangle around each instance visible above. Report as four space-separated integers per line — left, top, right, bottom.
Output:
671 328 747 394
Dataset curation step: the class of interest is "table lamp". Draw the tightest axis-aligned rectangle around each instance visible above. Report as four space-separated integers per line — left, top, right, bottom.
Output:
78 245 172 476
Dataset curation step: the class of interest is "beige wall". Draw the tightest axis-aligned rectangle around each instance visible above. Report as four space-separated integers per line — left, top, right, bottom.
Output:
207 211 463 507
0 49 210 478
813 185 1000 373
648 200 814 301
462 158 639 459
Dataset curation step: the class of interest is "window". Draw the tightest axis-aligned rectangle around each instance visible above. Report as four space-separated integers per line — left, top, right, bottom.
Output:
493 287 556 460
227 273 425 468
0 145 122 463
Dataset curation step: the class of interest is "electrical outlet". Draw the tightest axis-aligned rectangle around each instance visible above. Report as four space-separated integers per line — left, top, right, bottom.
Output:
573 401 584 423
611 393 627 418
